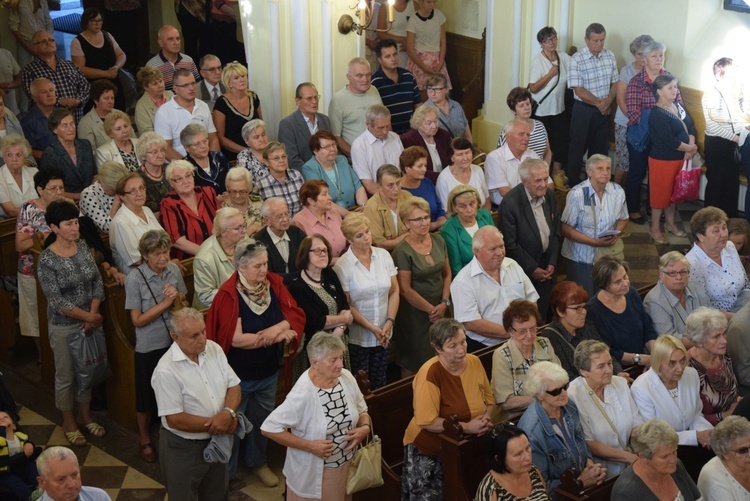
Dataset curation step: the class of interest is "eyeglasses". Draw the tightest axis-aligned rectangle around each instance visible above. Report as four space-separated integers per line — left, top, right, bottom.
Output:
662 270 689 277
268 154 288 162
407 215 431 224
89 18 103 24
202 66 222 73
33 38 55 45
146 148 166 156
228 189 249 197
565 305 586 312
542 36 558 44
320 144 337 151
123 186 146 196
730 446 750 455
44 185 65 193
489 422 516 439
546 383 569 397
170 175 193 184
510 326 538 336
229 224 247 232
309 248 329 256
427 87 446 93
173 82 197 88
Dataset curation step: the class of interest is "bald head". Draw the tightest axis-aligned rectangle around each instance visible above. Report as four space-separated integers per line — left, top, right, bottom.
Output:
158 25 182 57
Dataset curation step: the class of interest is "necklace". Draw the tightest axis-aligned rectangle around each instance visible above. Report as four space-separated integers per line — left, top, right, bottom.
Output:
143 164 163 179
303 269 323 284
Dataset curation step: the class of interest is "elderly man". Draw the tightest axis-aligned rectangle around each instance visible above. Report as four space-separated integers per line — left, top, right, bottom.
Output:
498 159 561 320
485 119 552 206
253 197 306 276
152 308 240 500
146 25 201 92
370 39 421 135
566 23 618 186
451 226 539 352
196 54 225 111
21 31 89 123
36 446 110 501
328 57 383 156
351 104 404 195
154 68 218 159
20 78 58 159
277 82 331 171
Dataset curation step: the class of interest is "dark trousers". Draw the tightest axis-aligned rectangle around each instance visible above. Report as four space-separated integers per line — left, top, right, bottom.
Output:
465 336 488 354
704 135 740 218
625 141 651 214
176 4 213 61
537 112 571 167
349 344 390 390
532 275 555 323
159 427 228 501
566 101 611 186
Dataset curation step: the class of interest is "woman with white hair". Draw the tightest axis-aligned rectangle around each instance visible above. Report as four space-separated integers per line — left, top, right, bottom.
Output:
94 110 140 171
399 104 452 180
135 132 170 215
517 361 606 497
181 122 230 195
79 160 129 233
236 119 269 183
698 415 750 498
0 134 36 218
686 307 742 424
222 166 263 237
213 62 262 162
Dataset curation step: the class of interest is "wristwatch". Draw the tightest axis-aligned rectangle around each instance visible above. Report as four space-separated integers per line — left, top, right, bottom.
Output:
224 407 237 419
633 354 641 364
440 298 451 307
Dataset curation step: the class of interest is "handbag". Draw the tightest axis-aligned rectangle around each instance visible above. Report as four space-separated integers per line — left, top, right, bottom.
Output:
529 52 561 118
346 425 383 495
68 326 111 393
670 158 700 204
626 108 652 152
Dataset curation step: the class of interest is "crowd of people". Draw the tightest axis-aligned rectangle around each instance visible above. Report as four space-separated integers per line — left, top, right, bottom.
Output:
3 2 750 500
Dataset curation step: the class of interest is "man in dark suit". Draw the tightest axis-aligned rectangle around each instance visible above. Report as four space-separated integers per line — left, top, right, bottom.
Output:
253 197 306 277
498 158 561 320
277 82 331 172
196 54 226 111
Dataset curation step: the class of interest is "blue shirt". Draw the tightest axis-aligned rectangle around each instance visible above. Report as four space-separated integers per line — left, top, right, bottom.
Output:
20 105 56 153
371 67 421 135
402 178 445 221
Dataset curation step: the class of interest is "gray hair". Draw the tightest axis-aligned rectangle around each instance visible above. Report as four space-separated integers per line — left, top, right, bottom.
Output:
213 207 243 236
169 308 205 338
37 446 78 477
97 160 129 192
29 77 54 97
524 361 569 398
295 82 316 99
629 35 654 55
518 158 548 181
685 307 728 345
642 40 667 59
233 238 267 270
658 251 689 272
307 331 346 362
260 197 287 219
366 104 390 125
573 340 611 373
592 255 629 292
136 132 167 163
429 318 464 351
347 57 370 73
711 415 750 459
472 226 503 252
585 154 611 174
165 159 195 181
180 123 208 149
503 118 530 136
376 164 401 185
0 134 32 158
225 166 253 187
199 53 220 69
410 104 439 130
138 229 172 257
241 119 267 143
630 419 679 459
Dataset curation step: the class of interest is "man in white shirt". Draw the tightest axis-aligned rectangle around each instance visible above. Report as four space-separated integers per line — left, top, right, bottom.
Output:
154 68 219 160
351 104 404 195
196 54 225 111
485 119 551 206
37 446 111 501
451 226 539 352
152 308 240 501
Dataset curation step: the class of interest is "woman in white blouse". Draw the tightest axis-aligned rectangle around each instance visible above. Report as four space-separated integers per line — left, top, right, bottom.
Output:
698 415 750 499
435 138 490 212
0 134 37 218
333 212 399 390
567 340 643 476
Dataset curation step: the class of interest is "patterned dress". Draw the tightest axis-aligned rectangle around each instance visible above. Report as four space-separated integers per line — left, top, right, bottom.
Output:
689 354 739 425
318 382 355 468
474 465 551 501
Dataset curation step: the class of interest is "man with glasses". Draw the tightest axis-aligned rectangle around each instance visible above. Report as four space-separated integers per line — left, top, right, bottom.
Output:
21 31 89 123
146 25 201 92
196 54 225 111
254 197 306 277
277 82 331 171
154 68 219 160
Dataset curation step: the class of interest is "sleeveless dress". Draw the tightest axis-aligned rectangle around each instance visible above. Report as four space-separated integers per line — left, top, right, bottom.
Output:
75 31 126 110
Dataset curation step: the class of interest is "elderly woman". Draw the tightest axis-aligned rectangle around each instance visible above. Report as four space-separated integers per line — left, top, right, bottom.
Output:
541 281 624 381
497 87 552 166
77 79 119 150
685 307 742 425
567 340 644 476
135 132 170 215
424 74 471 142
37 200 106 447
292 180 347 259
193 207 248 309
644 251 712 346
39 108 96 200
0 134 36 218
213 62 262 162
262 332 369 501
631 335 715 478
440 184 494 276
236 119 269 183
474 423 550 501
94 110 139 171
284 235 353 381
333 213 399 390
402 319 494 499
134 66 173 135
492 300 559 412
206 238 305 487
393 197 451 377
124 230 187 463
399 146 446 231
518 361 606 496
181 123 230 195
362 164 414 250
436 138 490 211
586 256 657 368
110 172 164 273
611 419 702 500
560 154 629 295
302 130 366 216
256 142 305 217
687 207 750 313
698 415 750 498
160 159 221 259
528 27 572 178
222 166 263 237
79 160 128 233
399 104 452 179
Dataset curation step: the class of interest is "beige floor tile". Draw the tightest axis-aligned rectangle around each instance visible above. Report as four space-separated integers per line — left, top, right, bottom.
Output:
121 466 165 490
84 446 127 467
18 406 54 425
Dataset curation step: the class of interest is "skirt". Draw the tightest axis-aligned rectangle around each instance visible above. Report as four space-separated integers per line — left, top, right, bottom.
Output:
17 273 39 338
286 461 351 501
648 157 684 209
407 51 452 91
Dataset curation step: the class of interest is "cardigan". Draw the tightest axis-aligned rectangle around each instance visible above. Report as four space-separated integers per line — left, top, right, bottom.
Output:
284 267 349 342
363 190 413 246
440 209 494 277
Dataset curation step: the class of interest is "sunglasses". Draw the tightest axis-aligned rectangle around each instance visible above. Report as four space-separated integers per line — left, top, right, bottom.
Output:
546 383 569 397
731 446 750 455
489 422 516 439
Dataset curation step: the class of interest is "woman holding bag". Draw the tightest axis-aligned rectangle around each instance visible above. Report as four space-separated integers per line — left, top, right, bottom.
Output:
647 74 697 244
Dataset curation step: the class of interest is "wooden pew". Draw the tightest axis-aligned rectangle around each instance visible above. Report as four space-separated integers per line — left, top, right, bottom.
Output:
556 468 618 501
0 218 19 349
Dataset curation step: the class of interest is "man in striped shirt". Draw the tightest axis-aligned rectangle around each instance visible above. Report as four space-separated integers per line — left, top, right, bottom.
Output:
146 25 201 92
371 39 421 135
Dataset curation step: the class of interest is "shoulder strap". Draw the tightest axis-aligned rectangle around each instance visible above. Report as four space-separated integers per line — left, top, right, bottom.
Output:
535 53 561 105
136 267 171 334
542 325 576 354
585 383 628 450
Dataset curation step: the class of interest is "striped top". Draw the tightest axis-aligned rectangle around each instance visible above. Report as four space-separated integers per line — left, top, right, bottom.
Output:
159 186 221 260
702 84 744 141
145 51 201 91
371 67 421 135
497 119 549 159
474 466 551 501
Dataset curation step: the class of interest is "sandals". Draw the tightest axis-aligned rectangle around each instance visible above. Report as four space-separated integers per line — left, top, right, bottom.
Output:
140 442 157 463
82 422 106 438
64 430 86 447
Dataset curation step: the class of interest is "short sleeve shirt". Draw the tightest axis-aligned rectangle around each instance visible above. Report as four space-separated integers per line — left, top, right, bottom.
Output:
567 47 618 101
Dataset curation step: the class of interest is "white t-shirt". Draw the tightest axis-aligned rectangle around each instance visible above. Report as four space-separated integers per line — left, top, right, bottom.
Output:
528 51 572 116
436 165 489 211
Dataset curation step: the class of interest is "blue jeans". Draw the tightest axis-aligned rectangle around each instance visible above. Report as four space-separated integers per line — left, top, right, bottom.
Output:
229 372 277 478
